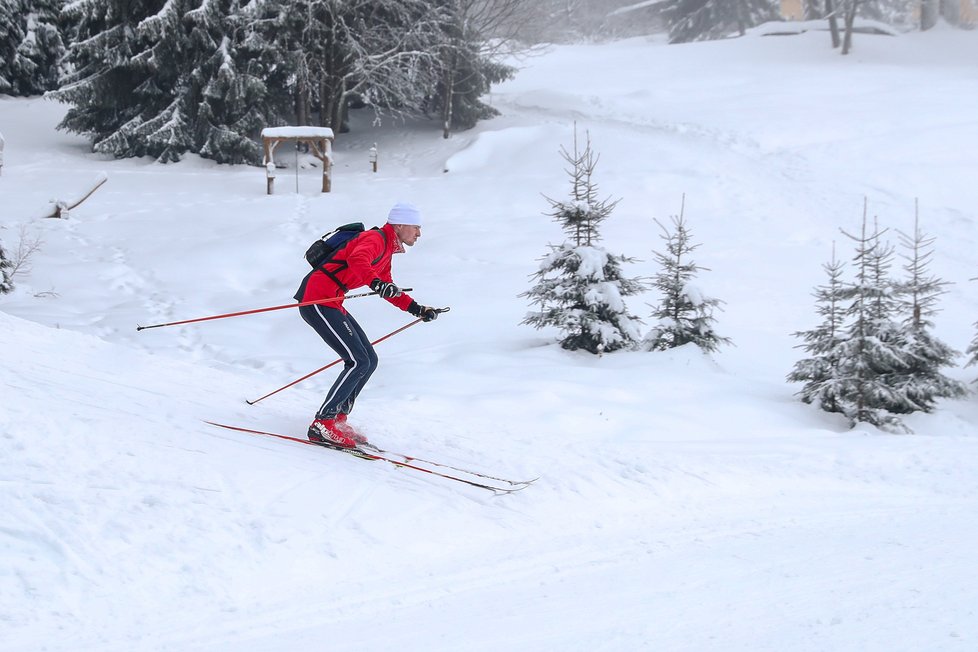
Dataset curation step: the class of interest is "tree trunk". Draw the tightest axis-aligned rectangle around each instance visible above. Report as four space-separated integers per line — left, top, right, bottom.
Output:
441 52 456 139
826 0 841 48
841 0 858 55
921 0 939 29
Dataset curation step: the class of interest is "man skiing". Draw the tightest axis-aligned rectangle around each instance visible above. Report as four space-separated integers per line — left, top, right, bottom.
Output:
295 202 440 448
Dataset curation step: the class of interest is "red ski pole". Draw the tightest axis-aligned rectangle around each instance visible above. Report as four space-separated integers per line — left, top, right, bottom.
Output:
247 307 450 405
248 318 412 405
135 289 411 331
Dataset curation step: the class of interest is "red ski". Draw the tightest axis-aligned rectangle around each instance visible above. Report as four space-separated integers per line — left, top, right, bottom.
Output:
203 421 532 495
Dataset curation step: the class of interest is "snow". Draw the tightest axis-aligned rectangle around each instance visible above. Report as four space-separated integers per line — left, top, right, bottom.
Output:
3 27 978 651
261 126 336 139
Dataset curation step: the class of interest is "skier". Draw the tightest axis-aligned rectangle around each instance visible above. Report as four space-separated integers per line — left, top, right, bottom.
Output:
295 202 440 448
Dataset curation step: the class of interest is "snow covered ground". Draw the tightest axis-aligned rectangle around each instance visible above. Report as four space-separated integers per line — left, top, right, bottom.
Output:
3 24 978 652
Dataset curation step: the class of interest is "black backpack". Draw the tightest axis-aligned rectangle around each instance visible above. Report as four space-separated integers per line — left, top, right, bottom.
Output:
304 222 367 269
297 223 388 298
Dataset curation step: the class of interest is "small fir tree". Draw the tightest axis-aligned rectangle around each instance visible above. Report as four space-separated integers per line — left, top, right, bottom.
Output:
833 213 909 430
891 207 967 410
787 243 848 413
0 238 13 294
522 128 643 354
643 198 729 353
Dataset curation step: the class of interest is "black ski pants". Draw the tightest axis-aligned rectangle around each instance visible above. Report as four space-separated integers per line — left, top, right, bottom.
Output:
298 304 379 420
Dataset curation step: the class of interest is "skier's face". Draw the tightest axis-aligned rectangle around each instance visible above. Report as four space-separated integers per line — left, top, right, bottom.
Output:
393 224 421 247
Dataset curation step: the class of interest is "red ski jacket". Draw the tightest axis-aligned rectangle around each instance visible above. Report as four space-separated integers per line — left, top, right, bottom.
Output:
294 222 415 314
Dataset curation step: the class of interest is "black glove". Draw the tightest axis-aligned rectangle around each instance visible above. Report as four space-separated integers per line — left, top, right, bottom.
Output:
408 301 439 322
370 278 402 299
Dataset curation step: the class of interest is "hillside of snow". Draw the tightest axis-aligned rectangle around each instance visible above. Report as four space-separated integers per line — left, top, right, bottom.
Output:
3 26 978 651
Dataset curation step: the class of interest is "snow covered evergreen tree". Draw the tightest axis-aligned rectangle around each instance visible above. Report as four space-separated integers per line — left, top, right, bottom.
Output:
54 0 283 164
643 199 729 353
522 128 643 355
831 215 911 429
661 0 780 43
792 206 966 430
0 0 27 94
787 244 848 413
891 210 967 410
53 1 170 158
0 238 13 294
0 0 65 96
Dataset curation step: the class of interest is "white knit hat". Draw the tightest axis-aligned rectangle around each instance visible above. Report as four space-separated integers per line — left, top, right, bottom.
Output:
386 201 422 226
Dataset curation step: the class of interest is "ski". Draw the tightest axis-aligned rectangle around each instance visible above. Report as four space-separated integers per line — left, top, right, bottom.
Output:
203 421 530 495
357 442 536 488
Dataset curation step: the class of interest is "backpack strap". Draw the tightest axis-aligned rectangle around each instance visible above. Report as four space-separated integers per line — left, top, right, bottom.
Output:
319 228 389 293
369 227 388 266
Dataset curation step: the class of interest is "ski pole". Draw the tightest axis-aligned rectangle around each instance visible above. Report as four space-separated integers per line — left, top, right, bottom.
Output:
135 288 412 331
247 307 449 405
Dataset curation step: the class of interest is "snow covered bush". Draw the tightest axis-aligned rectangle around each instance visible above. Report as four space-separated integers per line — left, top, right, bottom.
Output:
522 128 643 354
643 202 729 354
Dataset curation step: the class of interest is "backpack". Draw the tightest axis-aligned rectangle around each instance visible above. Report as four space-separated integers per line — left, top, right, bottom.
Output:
305 222 366 269
299 222 388 296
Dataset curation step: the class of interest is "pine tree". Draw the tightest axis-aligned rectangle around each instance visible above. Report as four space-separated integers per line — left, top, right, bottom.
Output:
53 1 167 157
0 0 27 94
662 0 780 44
522 128 643 354
0 238 13 294
833 212 909 430
643 198 729 353
54 0 284 164
8 0 66 95
891 207 967 410
787 243 848 413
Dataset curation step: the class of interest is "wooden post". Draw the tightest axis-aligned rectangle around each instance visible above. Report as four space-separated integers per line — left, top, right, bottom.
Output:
321 137 332 193
369 143 378 173
265 162 276 195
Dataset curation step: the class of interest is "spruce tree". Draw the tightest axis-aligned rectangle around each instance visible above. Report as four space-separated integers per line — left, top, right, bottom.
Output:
0 0 27 94
522 128 643 354
833 213 909 430
788 244 848 413
0 238 13 294
643 199 729 353
9 0 66 95
55 1 284 164
891 209 967 410
53 1 166 158
662 0 780 43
